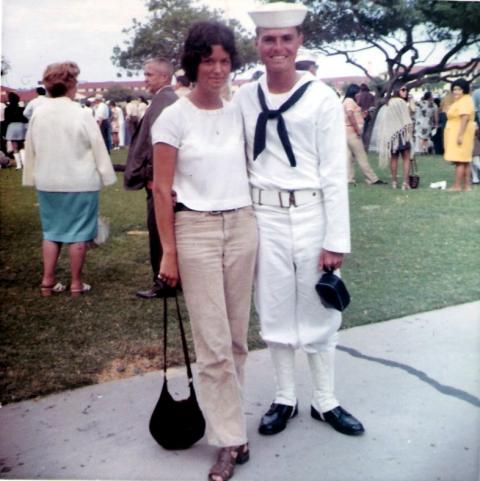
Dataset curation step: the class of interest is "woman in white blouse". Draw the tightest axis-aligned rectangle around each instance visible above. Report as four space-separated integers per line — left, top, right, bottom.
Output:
152 21 257 481
23 62 116 296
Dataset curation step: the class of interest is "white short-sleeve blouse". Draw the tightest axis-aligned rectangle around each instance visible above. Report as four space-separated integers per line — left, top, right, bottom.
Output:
151 97 251 211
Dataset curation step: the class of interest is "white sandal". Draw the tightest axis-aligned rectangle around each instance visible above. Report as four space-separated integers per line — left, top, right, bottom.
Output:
71 283 92 296
40 282 66 297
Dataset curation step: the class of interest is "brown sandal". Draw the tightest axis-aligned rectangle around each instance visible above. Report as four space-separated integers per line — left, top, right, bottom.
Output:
208 443 249 481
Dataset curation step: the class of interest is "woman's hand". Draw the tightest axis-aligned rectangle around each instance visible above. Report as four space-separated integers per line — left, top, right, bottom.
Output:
457 134 463 145
159 252 179 287
318 249 344 272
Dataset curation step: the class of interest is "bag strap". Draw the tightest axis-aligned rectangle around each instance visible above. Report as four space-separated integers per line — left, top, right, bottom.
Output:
162 296 168 377
162 294 195 384
410 158 418 175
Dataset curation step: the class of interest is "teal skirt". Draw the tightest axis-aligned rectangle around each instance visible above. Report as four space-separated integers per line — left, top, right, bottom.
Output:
37 191 98 243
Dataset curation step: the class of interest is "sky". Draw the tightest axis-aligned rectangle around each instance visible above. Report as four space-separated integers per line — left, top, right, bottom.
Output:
1 0 379 89
1 0 477 90
1 0 260 88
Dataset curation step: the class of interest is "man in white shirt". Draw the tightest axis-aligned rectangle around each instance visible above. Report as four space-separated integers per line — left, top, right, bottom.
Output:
23 87 48 120
125 96 140 144
94 94 111 152
235 2 364 437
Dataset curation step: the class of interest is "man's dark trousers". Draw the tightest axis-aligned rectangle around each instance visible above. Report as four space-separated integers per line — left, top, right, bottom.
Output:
146 188 162 286
123 85 178 296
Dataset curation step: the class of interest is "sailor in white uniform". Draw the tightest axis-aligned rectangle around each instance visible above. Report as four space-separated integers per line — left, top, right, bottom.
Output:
235 1 364 437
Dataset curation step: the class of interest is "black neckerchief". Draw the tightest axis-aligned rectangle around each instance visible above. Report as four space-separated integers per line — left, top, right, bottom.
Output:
253 81 312 167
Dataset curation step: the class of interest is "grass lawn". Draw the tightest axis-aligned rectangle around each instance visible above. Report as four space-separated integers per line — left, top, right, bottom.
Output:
1 149 478 404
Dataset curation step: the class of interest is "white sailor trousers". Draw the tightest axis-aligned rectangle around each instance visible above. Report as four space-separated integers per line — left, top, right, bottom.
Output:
254 200 342 411
253 200 342 352
175 207 258 447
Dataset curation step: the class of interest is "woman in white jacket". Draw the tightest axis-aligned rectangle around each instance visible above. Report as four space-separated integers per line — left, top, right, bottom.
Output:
23 61 117 296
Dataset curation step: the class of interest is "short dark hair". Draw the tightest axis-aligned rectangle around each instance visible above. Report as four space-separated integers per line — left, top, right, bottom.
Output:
451 78 470 94
344 83 360 100
359 83 369 92
392 84 408 100
8 92 20 105
295 60 316 72
422 91 432 101
181 21 240 83
36 87 46 95
176 75 190 87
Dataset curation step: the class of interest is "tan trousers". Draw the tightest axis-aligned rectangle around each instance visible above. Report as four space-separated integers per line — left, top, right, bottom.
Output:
174 207 258 447
347 132 379 184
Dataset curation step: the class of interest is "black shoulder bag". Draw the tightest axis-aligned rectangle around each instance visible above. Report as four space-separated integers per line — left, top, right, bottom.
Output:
149 295 206 450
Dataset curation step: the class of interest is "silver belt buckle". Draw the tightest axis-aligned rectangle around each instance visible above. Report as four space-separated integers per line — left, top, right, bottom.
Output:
278 191 296 208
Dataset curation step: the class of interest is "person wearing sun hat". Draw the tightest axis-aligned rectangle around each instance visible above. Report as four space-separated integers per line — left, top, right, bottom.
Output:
234 1 365 438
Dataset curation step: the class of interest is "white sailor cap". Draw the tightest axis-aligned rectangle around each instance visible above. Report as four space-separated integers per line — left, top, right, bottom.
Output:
248 2 308 29
296 49 317 64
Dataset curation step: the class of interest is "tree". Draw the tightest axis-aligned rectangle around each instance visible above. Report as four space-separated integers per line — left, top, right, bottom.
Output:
112 0 257 77
103 85 138 103
1 56 11 77
299 0 480 98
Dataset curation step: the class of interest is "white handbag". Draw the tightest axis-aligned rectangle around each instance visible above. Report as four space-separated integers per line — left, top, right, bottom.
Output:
92 216 110 246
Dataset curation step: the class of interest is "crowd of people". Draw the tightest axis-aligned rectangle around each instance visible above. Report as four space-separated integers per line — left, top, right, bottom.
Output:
2 63 479 191
2 2 479 481
357 78 479 192
0 82 191 164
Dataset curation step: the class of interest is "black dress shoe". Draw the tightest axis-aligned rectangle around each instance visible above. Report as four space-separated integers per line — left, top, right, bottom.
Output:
372 179 387 185
311 405 364 436
136 283 177 299
258 402 298 435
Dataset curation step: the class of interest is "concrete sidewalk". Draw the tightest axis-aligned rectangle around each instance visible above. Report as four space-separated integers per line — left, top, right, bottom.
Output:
1 301 479 481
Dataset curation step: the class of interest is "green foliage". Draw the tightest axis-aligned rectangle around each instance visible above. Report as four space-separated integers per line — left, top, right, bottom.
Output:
1 55 11 77
299 0 480 97
1 150 479 404
112 0 257 76
103 85 137 103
